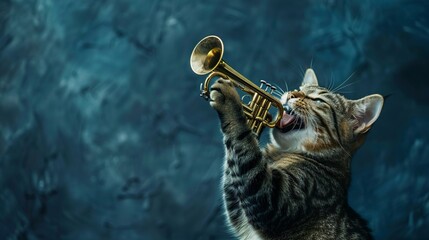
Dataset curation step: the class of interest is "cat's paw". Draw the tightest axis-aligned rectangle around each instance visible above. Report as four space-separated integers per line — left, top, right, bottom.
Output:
209 78 242 114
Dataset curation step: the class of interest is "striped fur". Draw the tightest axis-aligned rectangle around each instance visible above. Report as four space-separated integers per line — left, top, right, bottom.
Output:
209 69 383 240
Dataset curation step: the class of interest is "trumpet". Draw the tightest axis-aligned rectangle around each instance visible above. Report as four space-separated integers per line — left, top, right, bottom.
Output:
190 35 284 136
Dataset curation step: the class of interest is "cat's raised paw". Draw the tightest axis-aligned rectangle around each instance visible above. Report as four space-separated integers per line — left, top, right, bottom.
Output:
209 78 241 113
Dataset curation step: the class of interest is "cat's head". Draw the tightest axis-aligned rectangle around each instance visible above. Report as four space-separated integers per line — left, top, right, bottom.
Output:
271 68 384 157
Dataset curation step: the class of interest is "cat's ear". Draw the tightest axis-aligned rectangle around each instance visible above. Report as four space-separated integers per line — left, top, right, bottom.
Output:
301 68 319 86
352 94 384 134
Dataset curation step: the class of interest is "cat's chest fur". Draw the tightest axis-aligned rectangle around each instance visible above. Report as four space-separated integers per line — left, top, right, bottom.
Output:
222 143 371 240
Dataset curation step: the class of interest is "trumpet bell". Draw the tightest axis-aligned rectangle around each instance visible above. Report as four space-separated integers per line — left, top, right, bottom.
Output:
190 35 224 75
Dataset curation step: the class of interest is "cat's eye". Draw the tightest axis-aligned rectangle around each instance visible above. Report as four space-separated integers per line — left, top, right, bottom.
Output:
313 98 325 104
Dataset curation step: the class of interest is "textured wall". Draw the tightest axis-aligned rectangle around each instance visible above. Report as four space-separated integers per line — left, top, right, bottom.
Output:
0 0 428 239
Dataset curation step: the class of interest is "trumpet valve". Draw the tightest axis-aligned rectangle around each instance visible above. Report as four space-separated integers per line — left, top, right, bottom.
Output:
260 80 276 93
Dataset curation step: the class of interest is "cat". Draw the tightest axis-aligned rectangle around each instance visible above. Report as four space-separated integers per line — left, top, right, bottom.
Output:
209 68 383 240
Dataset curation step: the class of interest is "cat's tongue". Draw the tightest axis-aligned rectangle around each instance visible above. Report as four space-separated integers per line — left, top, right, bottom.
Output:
277 111 295 129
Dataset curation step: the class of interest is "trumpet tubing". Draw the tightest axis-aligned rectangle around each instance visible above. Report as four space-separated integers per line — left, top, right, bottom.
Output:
190 35 284 136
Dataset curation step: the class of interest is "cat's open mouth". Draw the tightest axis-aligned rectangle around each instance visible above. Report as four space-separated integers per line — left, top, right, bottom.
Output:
276 107 306 133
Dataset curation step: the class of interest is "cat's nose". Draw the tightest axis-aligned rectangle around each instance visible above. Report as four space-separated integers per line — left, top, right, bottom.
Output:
284 97 298 113
284 105 292 114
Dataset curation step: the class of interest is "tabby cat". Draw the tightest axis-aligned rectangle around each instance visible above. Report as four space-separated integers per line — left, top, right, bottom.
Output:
209 69 383 240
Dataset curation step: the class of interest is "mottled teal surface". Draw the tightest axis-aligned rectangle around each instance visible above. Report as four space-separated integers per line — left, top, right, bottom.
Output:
0 0 428 239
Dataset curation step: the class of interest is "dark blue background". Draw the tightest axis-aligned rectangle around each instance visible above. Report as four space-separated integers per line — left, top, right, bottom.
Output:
0 0 428 239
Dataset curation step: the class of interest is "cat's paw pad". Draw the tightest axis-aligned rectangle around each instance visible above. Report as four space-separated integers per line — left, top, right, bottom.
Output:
209 79 241 112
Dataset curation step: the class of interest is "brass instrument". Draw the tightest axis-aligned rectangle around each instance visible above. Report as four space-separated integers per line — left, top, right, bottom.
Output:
190 35 284 136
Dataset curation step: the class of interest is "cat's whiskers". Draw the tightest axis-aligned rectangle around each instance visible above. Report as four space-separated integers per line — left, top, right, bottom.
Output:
332 72 355 93
283 80 289 93
298 116 304 131
272 91 283 98
327 72 335 92
298 64 305 78
291 118 300 131
334 81 357 93
336 90 354 94
288 106 305 132
272 83 285 95
289 106 298 117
